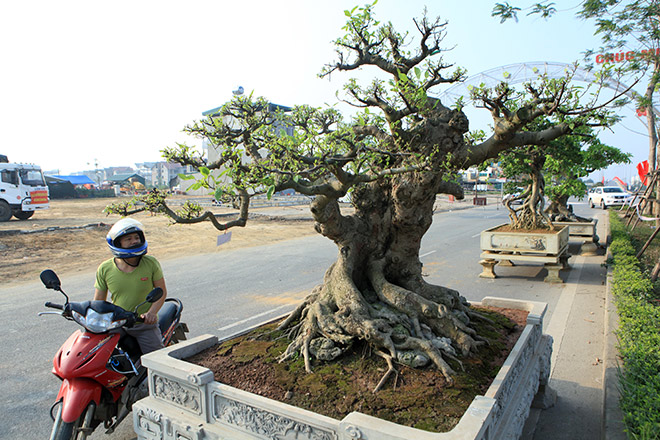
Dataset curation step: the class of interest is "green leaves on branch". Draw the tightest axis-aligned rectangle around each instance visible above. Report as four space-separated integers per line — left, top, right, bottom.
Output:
266 185 275 200
178 173 195 181
492 2 556 23
103 189 169 218
177 200 204 220
491 2 521 23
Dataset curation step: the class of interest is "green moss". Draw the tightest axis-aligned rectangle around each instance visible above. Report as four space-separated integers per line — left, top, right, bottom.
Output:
231 340 275 363
216 339 240 356
194 308 520 434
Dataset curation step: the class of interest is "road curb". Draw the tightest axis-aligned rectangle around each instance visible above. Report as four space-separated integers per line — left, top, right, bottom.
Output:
602 214 626 440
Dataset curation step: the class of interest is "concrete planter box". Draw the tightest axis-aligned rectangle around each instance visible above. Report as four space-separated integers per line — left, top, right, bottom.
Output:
479 225 570 283
480 224 569 255
553 219 599 256
133 297 553 440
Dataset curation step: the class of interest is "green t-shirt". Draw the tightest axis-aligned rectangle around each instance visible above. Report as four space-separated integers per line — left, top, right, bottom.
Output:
94 255 164 316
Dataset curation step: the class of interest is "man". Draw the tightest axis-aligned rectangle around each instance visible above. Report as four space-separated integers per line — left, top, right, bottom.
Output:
94 218 166 354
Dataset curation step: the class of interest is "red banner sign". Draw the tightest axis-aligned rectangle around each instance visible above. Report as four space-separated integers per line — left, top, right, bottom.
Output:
596 49 660 64
30 190 49 204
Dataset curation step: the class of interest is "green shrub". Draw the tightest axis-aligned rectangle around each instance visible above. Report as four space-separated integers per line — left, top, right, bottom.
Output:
609 212 660 439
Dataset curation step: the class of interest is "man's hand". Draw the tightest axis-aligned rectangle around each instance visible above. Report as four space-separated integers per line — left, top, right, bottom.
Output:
141 311 158 325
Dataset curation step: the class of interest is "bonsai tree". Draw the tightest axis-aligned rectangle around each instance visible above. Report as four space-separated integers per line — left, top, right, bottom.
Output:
544 131 631 222
499 124 630 228
108 4 622 389
498 139 554 230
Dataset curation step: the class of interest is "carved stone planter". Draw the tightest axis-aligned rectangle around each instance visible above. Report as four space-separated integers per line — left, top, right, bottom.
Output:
552 219 599 256
133 297 553 440
479 224 570 283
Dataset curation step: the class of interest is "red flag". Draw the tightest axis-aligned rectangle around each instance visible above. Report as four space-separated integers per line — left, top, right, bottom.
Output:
637 160 650 186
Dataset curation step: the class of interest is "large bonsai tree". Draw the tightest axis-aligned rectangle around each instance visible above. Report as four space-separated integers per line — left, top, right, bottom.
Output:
108 4 621 388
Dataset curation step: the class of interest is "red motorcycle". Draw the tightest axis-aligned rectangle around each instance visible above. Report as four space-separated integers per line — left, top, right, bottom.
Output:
39 270 188 440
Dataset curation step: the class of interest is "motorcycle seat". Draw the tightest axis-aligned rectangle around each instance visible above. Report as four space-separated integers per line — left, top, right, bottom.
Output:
158 301 180 335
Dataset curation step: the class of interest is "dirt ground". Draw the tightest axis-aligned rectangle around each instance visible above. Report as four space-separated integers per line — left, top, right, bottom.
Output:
0 196 319 286
0 194 484 286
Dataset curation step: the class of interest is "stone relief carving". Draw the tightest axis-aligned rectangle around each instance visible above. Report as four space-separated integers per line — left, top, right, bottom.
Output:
344 425 363 439
525 237 547 251
135 406 163 440
213 395 337 440
538 335 553 385
501 357 541 440
490 331 534 425
153 374 201 414
490 323 544 428
490 234 547 251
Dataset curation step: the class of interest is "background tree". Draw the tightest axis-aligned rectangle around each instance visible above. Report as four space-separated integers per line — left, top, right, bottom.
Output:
578 0 660 175
493 0 660 214
109 4 621 388
543 130 631 221
498 123 630 228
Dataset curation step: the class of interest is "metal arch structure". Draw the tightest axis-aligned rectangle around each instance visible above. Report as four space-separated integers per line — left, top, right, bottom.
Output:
436 61 660 120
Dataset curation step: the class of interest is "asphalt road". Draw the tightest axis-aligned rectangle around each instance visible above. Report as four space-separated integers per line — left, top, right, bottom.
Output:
0 200 594 439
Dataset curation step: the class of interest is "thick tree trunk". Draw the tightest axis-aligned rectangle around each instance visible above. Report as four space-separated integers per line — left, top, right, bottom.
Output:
505 160 554 230
278 175 485 388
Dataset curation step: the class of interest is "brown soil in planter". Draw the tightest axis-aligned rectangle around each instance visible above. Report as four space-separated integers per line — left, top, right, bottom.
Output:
187 305 528 433
493 224 559 234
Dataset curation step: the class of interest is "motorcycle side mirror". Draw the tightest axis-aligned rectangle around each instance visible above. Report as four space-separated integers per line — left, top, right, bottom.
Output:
133 287 163 314
146 287 163 303
40 270 61 291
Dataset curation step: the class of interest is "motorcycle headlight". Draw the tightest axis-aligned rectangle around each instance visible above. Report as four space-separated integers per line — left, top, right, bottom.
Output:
72 309 127 333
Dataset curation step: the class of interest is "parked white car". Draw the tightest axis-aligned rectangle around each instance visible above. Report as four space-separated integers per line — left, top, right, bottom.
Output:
588 186 632 209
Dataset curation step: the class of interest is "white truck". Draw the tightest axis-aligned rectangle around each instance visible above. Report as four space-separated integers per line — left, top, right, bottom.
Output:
0 160 50 221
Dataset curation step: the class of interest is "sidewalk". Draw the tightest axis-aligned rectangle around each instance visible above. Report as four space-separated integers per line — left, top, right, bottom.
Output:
523 210 626 440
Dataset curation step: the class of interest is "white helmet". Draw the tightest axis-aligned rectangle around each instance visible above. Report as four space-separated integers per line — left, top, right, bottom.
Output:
106 218 148 258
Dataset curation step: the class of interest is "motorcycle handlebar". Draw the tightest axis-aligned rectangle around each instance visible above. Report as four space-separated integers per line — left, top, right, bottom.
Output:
45 301 64 310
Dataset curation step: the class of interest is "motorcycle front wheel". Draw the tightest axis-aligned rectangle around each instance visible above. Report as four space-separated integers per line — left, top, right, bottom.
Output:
50 401 96 440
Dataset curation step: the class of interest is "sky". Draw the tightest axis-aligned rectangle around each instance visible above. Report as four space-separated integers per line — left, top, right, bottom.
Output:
0 1 652 182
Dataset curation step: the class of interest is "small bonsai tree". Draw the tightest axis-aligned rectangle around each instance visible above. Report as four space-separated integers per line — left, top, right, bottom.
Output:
499 124 630 229
544 130 631 222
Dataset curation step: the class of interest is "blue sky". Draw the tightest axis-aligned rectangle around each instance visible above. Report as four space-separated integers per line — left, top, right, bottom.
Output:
0 1 650 181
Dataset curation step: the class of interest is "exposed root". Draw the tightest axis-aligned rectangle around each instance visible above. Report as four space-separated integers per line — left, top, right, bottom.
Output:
277 289 319 331
373 350 398 393
277 254 487 391
302 329 313 373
